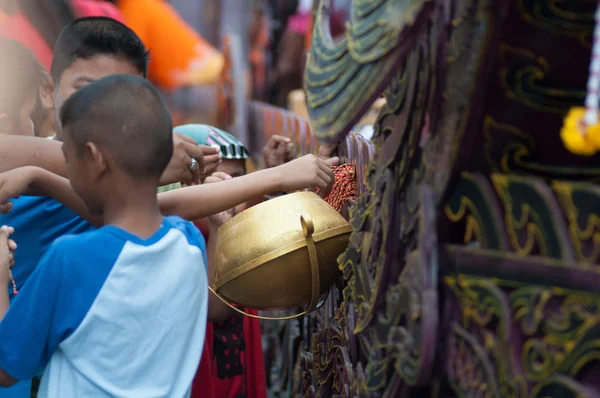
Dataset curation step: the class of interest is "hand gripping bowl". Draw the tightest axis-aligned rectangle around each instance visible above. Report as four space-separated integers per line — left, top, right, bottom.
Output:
210 192 353 320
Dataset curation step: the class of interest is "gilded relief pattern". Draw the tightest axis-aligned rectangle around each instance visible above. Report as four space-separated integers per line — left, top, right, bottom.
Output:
445 275 600 397
292 0 600 396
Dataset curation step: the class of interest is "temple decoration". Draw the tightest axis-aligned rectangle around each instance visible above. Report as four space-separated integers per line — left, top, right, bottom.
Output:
259 0 600 396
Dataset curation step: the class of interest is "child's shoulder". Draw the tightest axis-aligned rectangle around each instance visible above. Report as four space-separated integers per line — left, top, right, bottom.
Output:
45 227 127 266
162 216 206 251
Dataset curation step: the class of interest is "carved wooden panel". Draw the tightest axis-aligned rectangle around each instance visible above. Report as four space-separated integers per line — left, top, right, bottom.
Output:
286 0 600 397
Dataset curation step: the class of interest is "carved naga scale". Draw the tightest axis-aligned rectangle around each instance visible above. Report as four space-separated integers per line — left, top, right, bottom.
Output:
289 0 600 396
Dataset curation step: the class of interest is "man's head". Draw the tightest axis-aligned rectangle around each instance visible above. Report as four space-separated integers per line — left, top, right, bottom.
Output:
40 16 149 139
60 74 172 215
0 40 44 136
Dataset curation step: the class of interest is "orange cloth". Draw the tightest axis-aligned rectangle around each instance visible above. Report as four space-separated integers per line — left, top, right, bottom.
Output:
117 0 224 90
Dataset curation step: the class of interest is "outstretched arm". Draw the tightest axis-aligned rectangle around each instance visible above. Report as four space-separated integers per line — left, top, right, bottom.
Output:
158 154 338 220
0 155 339 225
0 134 220 186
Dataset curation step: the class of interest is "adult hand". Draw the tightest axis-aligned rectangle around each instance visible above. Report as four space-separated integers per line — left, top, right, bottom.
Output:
275 154 339 198
263 135 297 169
204 172 235 227
160 133 221 186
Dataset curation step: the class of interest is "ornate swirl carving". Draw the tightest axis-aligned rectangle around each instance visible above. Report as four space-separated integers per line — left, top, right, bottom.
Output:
304 0 433 141
444 172 510 250
517 0 595 46
483 116 600 181
491 173 576 260
445 274 600 397
499 45 586 114
552 181 600 265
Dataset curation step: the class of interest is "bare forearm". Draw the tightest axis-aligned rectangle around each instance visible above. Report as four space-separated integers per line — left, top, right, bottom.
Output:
0 136 66 176
158 168 282 220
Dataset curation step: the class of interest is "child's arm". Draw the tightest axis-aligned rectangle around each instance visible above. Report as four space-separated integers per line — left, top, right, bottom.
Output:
158 155 339 220
0 155 338 225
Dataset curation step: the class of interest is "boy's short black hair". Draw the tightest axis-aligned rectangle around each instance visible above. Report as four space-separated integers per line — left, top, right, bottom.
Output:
59 74 173 179
0 39 44 116
51 17 149 83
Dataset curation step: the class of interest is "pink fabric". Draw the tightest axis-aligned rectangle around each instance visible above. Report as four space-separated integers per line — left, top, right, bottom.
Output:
287 12 311 35
0 12 53 70
287 10 346 36
71 0 125 23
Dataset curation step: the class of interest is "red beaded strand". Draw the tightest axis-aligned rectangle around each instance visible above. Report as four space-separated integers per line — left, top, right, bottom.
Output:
318 164 357 212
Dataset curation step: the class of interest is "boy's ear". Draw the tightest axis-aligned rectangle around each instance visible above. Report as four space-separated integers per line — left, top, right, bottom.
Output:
39 74 55 112
85 142 108 178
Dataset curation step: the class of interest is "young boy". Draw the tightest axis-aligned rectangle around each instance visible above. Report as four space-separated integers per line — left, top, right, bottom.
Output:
0 74 209 397
0 16 218 301
0 39 44 136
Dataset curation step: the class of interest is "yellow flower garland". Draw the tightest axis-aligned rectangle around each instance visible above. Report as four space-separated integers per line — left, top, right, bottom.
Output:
561 107 600 156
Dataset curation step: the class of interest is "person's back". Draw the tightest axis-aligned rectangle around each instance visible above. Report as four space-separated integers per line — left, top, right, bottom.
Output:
38 217 207 397
0 75 208 397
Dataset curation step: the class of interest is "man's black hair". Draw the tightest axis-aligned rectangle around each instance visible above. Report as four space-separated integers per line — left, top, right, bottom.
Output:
51 17 149 83
59 74 173 179
0 39 44 116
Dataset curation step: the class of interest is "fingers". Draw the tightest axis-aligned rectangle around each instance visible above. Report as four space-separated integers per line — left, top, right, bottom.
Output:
0 202 12 214
325 156 340 167
0 225 13 238
316 169 334 198
211 172 233 181
7 240 15 268
174 132 197 146
200 145 221 156
276 141 287 157
184 142 205 173
266 135 291 149
204 172 232 184
202 154 222 175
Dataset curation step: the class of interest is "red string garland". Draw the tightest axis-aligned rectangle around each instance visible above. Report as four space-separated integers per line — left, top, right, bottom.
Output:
318 164 357 212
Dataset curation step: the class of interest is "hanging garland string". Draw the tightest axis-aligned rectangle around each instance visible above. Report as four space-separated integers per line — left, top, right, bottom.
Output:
561 1 600 155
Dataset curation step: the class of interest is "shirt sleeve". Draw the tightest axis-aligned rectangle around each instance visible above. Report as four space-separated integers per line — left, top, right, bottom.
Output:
0 243 67 380
184 222 208 268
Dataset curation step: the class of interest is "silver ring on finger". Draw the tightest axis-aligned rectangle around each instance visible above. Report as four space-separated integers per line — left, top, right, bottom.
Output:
189 158 199 171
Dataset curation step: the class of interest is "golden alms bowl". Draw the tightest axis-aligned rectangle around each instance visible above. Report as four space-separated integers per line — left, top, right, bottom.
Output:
213 192 352 313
